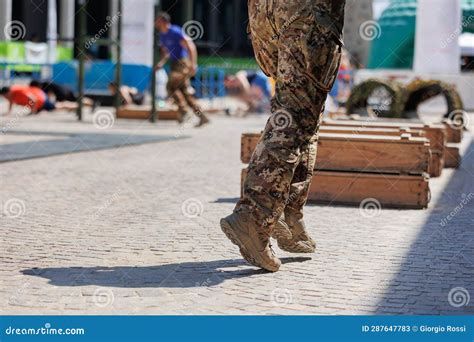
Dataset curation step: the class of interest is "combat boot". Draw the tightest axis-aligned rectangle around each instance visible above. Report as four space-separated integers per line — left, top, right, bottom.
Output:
220 211 281 272
272 212 316 253
196 114 210 127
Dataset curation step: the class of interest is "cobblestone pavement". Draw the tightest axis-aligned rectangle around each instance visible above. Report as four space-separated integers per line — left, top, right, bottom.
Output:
0 109 473 315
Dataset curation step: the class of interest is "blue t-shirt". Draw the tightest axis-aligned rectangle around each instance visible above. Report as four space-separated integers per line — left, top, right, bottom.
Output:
159 25 188 61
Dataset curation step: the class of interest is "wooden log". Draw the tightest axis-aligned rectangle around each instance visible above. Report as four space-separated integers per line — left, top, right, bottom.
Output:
322 119 446 152
116 106 182 121
241 169 430 209
241 132 431 175
444 144 462 168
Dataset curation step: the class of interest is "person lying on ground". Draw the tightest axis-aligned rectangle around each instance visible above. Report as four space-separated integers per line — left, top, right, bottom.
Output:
1 85 84 116
224 70 272 115
30 80 96 108
1 85 49 115
108 82 145 106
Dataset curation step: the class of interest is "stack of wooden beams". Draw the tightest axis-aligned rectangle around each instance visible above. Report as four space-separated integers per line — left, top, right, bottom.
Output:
240 118 464 209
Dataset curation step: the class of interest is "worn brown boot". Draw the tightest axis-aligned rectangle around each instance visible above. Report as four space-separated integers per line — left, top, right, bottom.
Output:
272 212 316 253
220 211 281 272
196 114 210 127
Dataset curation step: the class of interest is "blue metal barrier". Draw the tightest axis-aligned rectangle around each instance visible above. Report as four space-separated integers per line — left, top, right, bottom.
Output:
191 67 226 99
52 62 151 94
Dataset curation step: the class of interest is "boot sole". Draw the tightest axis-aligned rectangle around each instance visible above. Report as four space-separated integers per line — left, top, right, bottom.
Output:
220 218 279 272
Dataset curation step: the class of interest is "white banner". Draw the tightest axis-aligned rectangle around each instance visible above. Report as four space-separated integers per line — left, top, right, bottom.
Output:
47 0 58 64
414 0 462 74
121 0 154 66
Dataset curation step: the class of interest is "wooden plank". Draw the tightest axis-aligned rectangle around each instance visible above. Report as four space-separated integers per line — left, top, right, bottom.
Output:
322 119 446 152
241 169 430 209
116 106 181 121
321 126 425 137
429 150 444 177
444 144 461 168
241 132 431 175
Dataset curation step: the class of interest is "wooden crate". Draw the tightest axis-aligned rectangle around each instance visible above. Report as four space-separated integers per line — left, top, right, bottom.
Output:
444 144 462 168
322 119 446 152
241 169 430 209
116 106 181 121
241 132 431 175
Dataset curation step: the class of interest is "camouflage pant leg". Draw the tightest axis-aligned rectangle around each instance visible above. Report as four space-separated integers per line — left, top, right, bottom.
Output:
167 58 201 114
236 0 343 230
285 135 318 219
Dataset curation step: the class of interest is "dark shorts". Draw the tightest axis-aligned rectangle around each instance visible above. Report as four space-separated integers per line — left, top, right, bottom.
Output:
131 92 145 106
40 98 56 112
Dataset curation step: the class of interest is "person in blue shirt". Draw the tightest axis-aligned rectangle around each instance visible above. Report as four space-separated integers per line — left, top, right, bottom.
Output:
154 12 209 126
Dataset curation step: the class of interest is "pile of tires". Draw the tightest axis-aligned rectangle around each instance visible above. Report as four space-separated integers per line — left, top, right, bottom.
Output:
346 78 464 120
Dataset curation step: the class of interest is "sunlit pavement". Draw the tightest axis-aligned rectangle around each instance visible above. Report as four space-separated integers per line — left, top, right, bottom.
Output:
0 109 473 315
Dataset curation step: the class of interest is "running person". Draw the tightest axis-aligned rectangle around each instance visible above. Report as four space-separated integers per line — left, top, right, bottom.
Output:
154 12 209 126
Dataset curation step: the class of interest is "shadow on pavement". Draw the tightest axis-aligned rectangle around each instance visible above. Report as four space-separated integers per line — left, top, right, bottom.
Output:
0 130 188 163
21 257 311 288
375 139 474 315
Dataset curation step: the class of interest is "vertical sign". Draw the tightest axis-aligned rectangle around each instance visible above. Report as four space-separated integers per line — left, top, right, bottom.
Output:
47 0 58 64
121 0 155 66
414 0 462 74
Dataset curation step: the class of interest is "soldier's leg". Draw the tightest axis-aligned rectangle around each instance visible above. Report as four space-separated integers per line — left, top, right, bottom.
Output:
236 2 343 233
167 71 189 119
219 0 282 272
285 135 318 219
174 59 209 125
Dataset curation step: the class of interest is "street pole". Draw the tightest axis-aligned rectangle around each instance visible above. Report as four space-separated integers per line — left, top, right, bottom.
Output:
77 0 87 121
114 0 123 114
150 0 161 123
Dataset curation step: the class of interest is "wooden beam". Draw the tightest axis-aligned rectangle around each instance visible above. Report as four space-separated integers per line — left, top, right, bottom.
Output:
241 132 431 175
241 169 430 209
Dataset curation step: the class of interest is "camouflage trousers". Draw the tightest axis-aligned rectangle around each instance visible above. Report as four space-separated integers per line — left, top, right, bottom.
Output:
167 58 201 115
236 0 345 231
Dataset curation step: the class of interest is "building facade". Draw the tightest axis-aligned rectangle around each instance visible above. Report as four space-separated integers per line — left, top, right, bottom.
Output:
1 0 374 63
